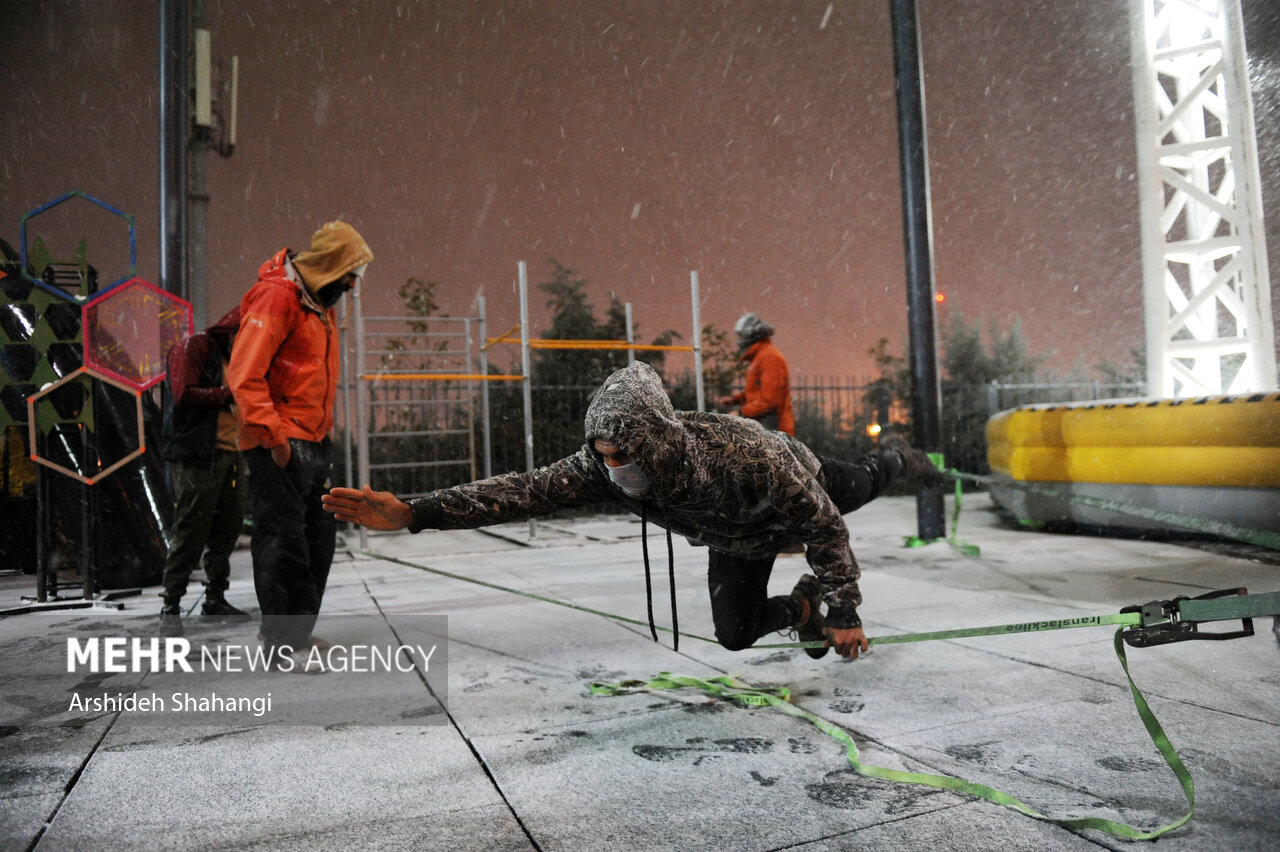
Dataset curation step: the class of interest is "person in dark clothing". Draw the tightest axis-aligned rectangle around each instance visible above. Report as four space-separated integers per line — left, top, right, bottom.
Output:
158 307 249 637
227 221 373 672
323 362 941 659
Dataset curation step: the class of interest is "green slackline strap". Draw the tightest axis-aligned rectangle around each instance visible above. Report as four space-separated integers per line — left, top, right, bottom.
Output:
904 454 980 556
1178 589 1280 623
869 610 1140 645
356 549 1148 651
963 471 1280 551
591 635 1196 841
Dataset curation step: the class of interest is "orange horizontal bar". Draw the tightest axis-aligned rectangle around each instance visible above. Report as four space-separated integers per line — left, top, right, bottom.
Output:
486 338 693 352
361 373 524 382
480 323 523 352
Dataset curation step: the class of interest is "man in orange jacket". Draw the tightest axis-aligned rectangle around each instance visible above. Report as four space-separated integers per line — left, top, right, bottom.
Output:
717 312 795 435
227 221 373 672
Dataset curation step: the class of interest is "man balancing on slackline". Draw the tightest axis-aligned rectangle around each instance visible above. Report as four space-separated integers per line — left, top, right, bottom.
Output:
322 362 941 659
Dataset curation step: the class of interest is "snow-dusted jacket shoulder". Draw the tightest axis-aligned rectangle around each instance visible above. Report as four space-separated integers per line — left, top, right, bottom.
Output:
407 361 862 625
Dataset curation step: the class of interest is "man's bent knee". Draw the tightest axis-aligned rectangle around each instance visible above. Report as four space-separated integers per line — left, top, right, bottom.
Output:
714 628 757 652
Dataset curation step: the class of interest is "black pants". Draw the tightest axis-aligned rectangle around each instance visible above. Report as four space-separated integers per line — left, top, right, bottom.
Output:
707 454 888 651
246 439 336 652
160 450 243 603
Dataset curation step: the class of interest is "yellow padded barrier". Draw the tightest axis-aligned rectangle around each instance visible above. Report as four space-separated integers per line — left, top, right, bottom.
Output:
987 392 1280 450
987 392 1280 488
989 445 1280 488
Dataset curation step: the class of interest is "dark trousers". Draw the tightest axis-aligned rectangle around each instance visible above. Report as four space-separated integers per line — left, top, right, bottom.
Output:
246 439 336 651
160 450 244 603
707 456 882 651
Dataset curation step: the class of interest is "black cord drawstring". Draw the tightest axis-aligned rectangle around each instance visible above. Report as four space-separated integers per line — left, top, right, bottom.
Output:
641 505 658 642
640 503 679 650
667 525 678 652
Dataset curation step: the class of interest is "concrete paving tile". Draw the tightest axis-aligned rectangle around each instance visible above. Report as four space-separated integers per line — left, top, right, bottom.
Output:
789 800 1104 851
989 630 1280 724
412 600 724 739
0 608 166 727
219 802 534 851
340 526 532 559
0 791 62 851
1149 715 1280 852
545 517 649 541
881 693 1280 850
37 725 522 851
351 544 727 652
0 724 110 797
472 699 970 851
732 645 1115 742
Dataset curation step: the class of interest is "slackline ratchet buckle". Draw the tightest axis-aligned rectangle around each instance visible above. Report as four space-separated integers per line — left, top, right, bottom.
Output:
1120 587 1255 648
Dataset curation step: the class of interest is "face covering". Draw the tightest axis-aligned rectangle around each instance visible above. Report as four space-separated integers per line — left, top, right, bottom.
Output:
315 280 351 308
607 461 651 496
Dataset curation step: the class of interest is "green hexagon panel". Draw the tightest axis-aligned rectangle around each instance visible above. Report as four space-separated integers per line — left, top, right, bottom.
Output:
1 269 84 432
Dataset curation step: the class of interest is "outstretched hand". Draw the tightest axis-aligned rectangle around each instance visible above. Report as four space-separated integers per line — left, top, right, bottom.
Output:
824 626 869 659
322 485 413 531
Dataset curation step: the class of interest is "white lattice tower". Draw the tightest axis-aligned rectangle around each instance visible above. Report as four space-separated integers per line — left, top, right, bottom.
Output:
1129 0 1276 397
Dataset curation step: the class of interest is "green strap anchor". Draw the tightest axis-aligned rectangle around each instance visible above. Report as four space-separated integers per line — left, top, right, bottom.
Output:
904 453 980 556
592 588 1278 841
355 552 1277 839
593 634 1193 842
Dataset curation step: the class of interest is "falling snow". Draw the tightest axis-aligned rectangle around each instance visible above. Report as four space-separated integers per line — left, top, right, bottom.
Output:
0 0 1276 379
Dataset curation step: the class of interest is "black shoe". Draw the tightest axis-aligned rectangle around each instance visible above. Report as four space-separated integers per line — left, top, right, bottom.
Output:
159 604 184 638
790 574 829 659
201 598 251 621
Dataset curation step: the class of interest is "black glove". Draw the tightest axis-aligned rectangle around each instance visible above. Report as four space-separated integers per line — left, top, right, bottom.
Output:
880 434 946 488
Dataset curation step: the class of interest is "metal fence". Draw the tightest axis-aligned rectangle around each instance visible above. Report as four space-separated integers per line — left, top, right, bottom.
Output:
942 380 1148 476
791 375 878 418
335 357 1149 495
983 381 1148 413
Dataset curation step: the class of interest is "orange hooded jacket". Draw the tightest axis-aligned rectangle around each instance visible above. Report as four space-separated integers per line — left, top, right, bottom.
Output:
226 249 343 450
732 338 795 435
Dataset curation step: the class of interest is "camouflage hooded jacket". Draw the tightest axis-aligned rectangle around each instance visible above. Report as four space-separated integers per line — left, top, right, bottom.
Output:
407 361 863 627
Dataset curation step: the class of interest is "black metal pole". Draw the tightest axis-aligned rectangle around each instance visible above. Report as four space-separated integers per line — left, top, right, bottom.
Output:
35 464 48 602
158 0 189 299
889 0 945 540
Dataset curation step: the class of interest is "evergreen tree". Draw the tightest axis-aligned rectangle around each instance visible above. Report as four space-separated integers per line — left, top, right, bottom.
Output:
938 311 1044 475
523 260 677 466
669 323 743 411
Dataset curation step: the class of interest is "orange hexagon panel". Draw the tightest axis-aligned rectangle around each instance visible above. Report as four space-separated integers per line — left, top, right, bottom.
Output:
26 366 145 485
83 277 192 391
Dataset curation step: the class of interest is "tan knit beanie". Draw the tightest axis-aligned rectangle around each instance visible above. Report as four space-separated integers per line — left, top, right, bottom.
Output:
293 221 374 294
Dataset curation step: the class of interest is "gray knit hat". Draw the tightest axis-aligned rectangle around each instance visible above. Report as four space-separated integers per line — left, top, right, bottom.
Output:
733 312 775 347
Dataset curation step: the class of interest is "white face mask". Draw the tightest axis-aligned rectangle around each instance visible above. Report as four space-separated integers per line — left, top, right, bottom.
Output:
607 461 651 496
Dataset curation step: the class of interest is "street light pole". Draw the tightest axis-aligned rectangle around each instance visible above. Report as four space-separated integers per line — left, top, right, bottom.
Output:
889 0 945 540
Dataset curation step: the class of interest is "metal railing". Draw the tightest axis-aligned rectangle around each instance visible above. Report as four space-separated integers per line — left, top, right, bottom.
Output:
336 304 1149 499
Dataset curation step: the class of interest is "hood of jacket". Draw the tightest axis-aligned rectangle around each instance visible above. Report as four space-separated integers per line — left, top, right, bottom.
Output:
582 361 694 499
292 220 373 297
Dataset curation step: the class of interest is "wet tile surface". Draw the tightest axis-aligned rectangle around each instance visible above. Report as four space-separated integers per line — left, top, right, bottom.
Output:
1 494 1277 850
